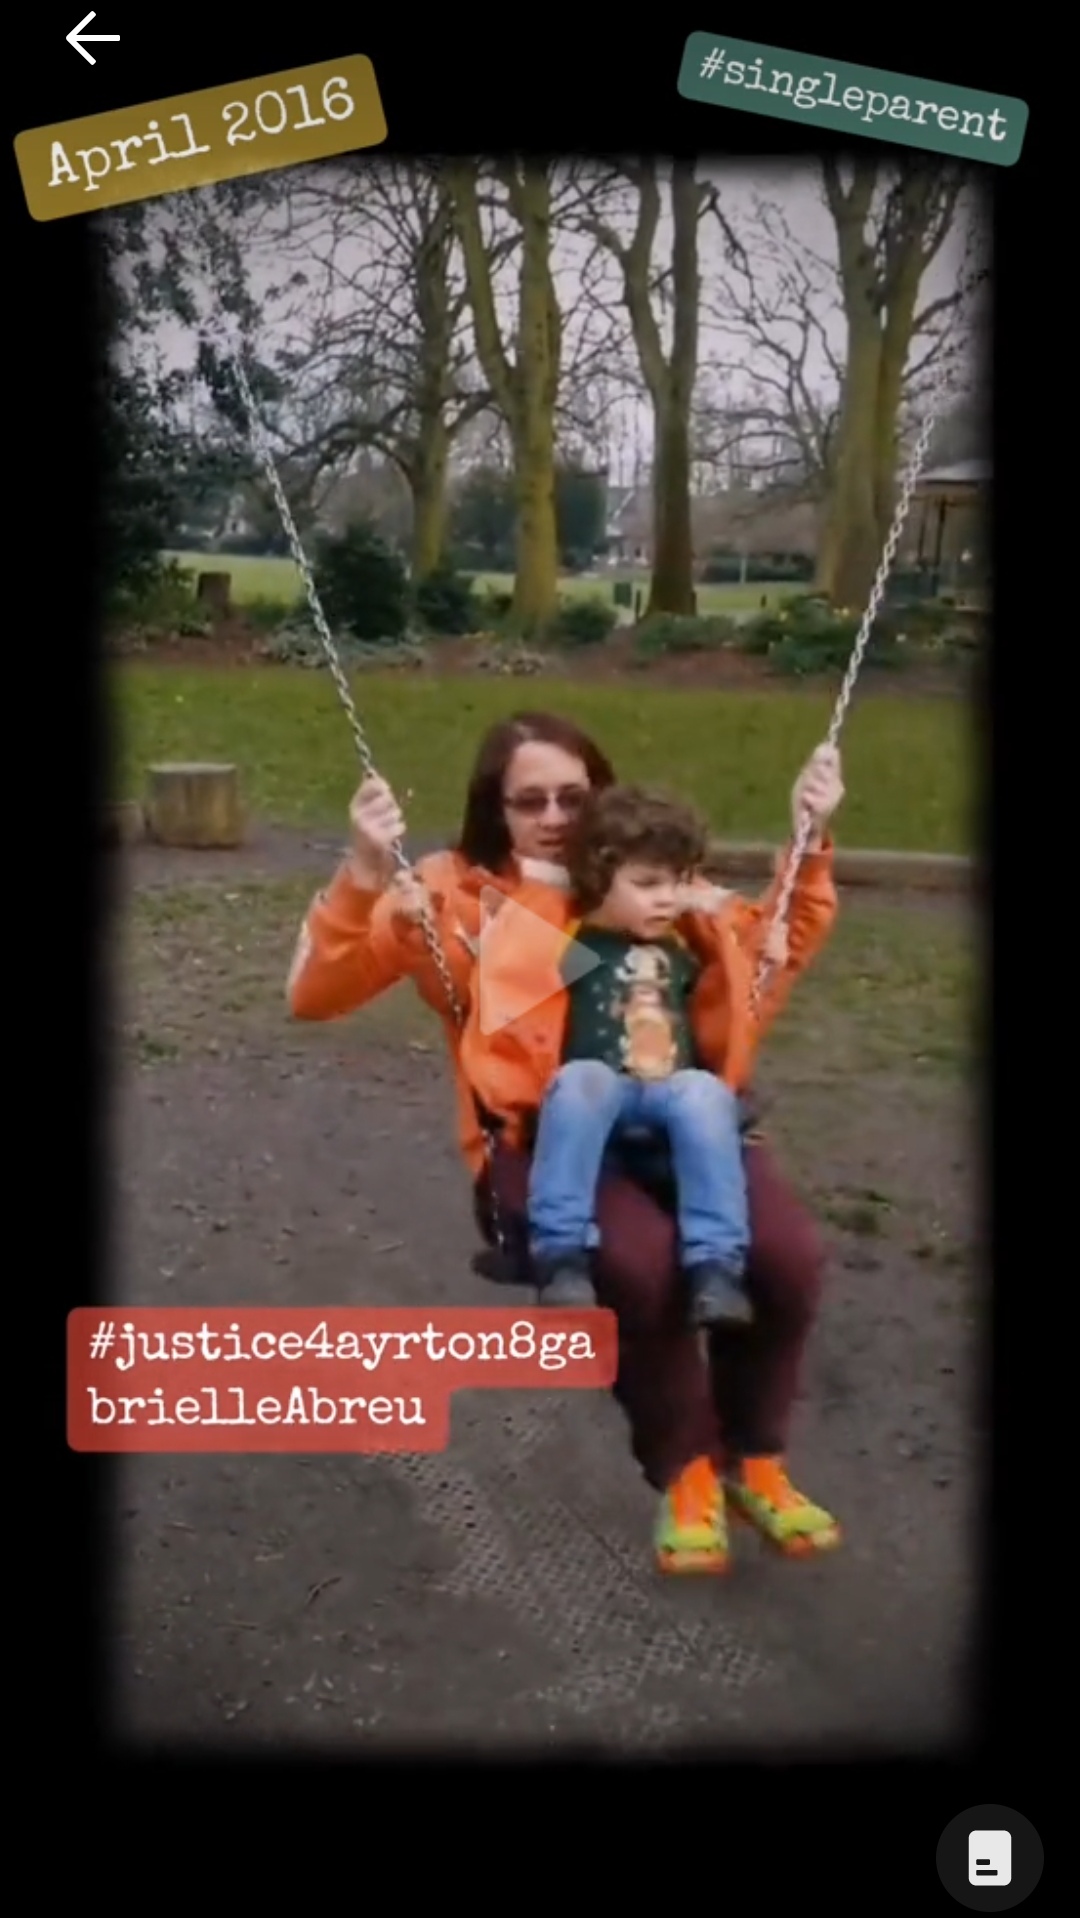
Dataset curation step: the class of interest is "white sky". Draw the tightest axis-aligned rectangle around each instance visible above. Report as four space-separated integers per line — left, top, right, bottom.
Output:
131 156 983 485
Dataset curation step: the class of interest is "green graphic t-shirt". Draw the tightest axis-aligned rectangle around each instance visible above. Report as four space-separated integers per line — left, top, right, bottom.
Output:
560 925 701 1080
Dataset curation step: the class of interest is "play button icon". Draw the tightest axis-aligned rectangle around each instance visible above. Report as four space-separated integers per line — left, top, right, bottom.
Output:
476 886 604 1035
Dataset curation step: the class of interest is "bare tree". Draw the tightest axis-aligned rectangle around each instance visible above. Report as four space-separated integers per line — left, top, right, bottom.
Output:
697 163 979 604
126 165 505 576
569 159 743 615
242 158 510 578
815 157 973 605
446 159 624 625
696 195 842 499
111 166 647 603
444 158 566 628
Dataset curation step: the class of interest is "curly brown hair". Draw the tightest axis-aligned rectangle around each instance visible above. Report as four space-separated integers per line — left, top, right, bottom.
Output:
564 784 708 914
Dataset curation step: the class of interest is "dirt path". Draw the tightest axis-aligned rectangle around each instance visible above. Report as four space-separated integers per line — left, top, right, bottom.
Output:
107 857 979 1752
121 822 352 888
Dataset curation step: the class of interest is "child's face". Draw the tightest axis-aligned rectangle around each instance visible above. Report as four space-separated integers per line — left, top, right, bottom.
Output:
593 863 682 939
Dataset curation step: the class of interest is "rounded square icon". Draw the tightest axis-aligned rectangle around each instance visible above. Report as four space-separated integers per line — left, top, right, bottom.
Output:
968 1831 1012 1886
938 1805 1040 1908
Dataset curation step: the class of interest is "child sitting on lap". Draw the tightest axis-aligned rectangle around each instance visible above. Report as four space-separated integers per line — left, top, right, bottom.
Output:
392 786 790 1329
524 786 785 1328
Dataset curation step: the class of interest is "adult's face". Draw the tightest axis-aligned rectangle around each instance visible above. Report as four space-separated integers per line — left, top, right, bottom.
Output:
501 740 591 862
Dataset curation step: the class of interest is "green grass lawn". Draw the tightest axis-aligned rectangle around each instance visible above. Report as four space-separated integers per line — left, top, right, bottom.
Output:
163 551 796 617
112 665 974 851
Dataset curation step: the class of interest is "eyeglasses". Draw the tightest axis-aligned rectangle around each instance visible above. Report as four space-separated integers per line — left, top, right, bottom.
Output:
503 786 589 817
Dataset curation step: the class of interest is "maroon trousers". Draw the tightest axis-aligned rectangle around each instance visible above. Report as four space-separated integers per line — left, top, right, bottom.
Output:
477 1139 825 1491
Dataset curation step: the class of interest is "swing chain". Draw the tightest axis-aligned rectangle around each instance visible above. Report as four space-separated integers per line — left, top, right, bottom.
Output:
747 314 965 1020
223 351 467 1032
223 344 509 1254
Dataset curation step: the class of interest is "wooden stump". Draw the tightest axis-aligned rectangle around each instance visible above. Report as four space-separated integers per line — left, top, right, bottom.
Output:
196 572 232 621
144 763 244 848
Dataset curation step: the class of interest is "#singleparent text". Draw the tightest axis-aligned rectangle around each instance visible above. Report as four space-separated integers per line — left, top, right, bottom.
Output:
698 46 1009 143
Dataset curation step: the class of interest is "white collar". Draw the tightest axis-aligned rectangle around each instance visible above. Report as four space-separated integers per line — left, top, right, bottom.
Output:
517 856 570 889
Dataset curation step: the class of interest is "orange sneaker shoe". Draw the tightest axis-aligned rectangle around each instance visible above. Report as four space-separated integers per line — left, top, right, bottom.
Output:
654 1455 729 1573
725 1457 841 1557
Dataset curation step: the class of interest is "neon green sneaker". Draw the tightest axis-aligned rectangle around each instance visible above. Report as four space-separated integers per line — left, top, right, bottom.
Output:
725 1457 841 1557
654 1455 729 1574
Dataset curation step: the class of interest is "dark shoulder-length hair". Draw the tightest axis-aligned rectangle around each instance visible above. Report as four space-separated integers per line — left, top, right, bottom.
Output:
455 709 616 872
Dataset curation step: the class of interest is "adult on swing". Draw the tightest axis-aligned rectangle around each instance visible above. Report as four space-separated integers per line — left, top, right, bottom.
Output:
287 711 845 1573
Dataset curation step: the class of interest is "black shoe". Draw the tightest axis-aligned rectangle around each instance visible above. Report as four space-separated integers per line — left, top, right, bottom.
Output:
471 1247 521 1286
534 1254 597 1308
685 1262 753 1328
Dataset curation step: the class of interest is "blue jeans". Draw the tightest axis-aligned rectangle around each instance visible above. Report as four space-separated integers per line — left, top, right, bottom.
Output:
527 1060 749 1275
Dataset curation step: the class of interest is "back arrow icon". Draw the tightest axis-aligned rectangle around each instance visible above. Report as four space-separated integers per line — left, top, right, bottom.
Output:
67 12 120 63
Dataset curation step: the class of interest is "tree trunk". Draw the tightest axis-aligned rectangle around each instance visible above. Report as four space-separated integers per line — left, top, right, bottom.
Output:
815 321 882 610
648 160 701 616
447 161 561 631
597 160 701 617
407 416 449 579
512 413 559 631
818 155 964 611
872 263 923 551
509 169 560 628
648 400 695 614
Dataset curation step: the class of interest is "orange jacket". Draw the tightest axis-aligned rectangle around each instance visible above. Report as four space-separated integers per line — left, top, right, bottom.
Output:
457 846 838 1151
287 848 505 1179
286 843 838 1177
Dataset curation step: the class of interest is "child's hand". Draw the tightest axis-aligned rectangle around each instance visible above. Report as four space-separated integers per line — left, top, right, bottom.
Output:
675 878 731 914
763 918 789 967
